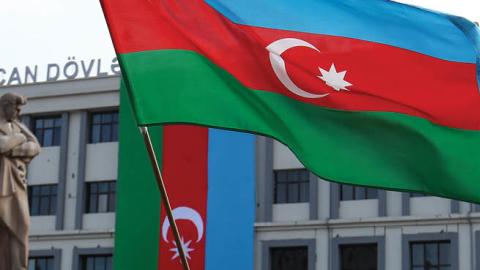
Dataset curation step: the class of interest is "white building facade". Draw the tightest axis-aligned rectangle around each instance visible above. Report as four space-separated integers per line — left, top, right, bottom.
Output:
1 77 119 270
1 77 479 269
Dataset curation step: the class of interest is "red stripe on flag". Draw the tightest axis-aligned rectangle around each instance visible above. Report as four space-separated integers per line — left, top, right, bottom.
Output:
160 125 209 270
103 0 480 130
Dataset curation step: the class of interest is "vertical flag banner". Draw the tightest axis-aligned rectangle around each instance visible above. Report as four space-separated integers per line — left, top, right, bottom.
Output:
103 1 480 203
160 125 255 270
117 87 255 269
115 85 162 270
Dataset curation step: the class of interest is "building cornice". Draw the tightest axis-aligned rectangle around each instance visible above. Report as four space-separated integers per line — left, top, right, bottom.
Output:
255 212 480 231
0 76 120 97
29 229 115 241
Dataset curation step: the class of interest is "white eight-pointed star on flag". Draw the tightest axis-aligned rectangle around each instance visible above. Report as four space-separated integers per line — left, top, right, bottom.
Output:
169 237 194 260
318 64 353 91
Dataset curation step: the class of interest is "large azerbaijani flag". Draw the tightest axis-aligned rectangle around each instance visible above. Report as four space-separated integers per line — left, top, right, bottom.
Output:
115 87 255 270
102 0 480 202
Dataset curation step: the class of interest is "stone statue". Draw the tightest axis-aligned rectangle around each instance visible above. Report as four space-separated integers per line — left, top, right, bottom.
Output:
0 93 41 270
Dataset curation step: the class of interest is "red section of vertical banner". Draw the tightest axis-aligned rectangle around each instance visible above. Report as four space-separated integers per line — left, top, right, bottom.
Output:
159 125 209 270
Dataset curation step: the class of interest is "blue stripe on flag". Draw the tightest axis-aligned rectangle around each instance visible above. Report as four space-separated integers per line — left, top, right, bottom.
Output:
446 15 480 91
206 129 255 270
205 0 478 64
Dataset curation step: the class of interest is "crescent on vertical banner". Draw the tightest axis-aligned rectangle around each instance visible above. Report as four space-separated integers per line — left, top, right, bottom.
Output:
162 207 204 243
266 38 329 99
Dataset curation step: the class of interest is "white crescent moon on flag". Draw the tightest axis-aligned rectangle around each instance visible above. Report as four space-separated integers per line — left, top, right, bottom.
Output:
266 38 329 99
162 207 204 243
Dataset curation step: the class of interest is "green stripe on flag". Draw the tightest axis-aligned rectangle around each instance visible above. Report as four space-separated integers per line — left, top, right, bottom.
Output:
120 49 480 203
114 83 162 269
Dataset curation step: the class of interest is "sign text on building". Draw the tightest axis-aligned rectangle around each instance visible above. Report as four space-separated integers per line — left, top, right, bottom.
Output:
0 57 121 87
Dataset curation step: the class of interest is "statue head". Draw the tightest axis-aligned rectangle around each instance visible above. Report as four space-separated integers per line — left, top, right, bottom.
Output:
0 93 27 122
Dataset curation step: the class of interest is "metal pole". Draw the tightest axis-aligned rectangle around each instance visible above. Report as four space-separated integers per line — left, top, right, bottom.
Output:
139 126 191 270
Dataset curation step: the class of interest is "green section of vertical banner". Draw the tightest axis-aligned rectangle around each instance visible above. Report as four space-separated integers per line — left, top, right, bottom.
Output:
114 82 162 269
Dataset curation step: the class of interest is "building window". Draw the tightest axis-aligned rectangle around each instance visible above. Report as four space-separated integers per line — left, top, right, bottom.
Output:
89 111 119 143
28 256 54 270
81 255 113 270
410 241 451 270
340 184 378 201
274 169 309 203
33 116 62 147
340 244 377 270
28 184 57 216
270 246 308 270
86 181 116 213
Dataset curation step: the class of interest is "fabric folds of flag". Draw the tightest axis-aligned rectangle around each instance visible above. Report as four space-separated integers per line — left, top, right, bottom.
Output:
102 0 480 202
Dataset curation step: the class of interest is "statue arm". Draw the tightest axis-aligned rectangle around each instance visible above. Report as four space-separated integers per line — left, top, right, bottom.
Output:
0 133 26 154
9 121 41 158
15 121 40 145
10 141 41 158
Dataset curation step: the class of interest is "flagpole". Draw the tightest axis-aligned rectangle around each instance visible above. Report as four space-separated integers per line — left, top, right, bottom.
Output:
139 126 191 270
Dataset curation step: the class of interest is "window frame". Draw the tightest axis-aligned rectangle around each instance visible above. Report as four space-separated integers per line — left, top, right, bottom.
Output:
332 236 385 270
88 110 119 144
270 246 308 270
28 184 58 216
273 169 310 204
29 256 54 270
330 183 386 219
402 232 458 270
29 249 61 270
80 254 113 270
32 115 63 147
72 247 114 270
409 240 452 269
85 181 116 214
261 239 316 270
339 184 379 201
